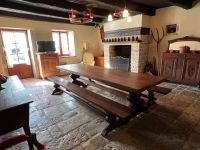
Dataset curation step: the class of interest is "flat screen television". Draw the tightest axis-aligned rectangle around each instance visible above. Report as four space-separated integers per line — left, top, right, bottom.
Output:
37 41 56 52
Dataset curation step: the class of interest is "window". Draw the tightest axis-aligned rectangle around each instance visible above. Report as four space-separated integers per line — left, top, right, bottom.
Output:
52 31 75 56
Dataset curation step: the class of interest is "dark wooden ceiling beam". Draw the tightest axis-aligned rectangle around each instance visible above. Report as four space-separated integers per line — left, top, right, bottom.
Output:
19 0 110 17
167 0 194 9
0 1 103 23
0 9 95 26
65 0 156 16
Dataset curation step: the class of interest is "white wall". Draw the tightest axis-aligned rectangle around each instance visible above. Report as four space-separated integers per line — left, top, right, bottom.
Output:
149 2 200 61
0 16 103 77
104 14 150 31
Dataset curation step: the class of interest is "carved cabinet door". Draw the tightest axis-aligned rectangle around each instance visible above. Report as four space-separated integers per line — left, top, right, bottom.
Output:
182 54 200 85
161 53 178 81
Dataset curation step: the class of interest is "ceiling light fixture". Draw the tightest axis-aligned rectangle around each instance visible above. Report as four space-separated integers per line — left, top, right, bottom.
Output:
69 4 95 24
107 0 130 22
107 14 113 21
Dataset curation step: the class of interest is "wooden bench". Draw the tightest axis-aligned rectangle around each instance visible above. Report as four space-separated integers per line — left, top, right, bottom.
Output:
147 85 172 105
48 76 137 136
76 77 171 106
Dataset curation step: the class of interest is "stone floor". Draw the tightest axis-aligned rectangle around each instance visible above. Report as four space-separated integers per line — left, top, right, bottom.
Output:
1 77 200 150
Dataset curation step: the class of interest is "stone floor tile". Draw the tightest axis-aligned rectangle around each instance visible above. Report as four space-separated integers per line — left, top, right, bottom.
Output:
57 113 92 134
182 132 200 150
180 90 200 99
194 121 200 134
148 120 193 150
81 136 109 150
37 130 52 144
3 78 199 150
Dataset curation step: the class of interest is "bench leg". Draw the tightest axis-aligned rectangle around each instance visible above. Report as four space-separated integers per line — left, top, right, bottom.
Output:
147 90 156 106
129 92 148 113
101 114 116 136
101 114 130 137
52 84 63 95
71 74 87 87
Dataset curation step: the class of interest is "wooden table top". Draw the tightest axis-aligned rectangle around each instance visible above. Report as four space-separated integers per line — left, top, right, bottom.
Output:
0 76 33 111
58 64 166 93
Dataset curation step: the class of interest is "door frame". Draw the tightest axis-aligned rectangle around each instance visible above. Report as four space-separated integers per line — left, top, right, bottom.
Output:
0 28 34 78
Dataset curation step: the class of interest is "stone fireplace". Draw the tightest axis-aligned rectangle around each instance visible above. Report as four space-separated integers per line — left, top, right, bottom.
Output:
109 45 131 71
103 15 150 73
104 42 148 73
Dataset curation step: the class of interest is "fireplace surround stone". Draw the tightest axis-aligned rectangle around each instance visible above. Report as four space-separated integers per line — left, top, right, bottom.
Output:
104 42 148 73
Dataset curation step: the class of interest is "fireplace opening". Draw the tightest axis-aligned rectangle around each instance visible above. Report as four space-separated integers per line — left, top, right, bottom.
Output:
109 45 131 71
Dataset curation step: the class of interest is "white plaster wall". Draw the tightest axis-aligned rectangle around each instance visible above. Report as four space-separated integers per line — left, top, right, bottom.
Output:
149 2 200 62
104 15 145 31
0 16 103 77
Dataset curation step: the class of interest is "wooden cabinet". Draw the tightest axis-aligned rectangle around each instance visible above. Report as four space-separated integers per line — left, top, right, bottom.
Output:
37 53 59 79
161 52 200 86
95 56 104 67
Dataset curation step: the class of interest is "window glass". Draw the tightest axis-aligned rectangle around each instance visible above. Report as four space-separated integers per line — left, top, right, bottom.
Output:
60 32 69 55
52 32 60 54
52 31 75 56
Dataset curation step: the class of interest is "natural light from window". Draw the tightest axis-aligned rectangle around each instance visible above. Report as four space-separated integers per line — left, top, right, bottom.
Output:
52 30 75 56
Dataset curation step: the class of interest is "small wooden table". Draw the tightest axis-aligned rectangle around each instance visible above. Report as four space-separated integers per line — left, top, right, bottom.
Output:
0 76 43 149
58 64 166 111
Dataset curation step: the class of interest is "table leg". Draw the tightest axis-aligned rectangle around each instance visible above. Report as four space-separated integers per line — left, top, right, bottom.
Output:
23 109 44 149
52 84 63 95
147 90 156 106
23 123 34 149
70 74 87 87
129 92 148 113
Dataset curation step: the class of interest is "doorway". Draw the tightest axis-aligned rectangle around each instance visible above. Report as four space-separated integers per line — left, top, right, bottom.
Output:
1 29 33 79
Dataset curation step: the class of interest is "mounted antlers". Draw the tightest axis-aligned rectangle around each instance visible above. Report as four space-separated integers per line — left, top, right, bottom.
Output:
151 27 166 75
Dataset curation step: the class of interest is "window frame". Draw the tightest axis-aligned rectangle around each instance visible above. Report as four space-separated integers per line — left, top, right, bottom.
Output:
0 28 31 66
52 31 70 56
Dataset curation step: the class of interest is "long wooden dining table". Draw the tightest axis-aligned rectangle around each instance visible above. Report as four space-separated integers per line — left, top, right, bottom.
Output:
50 64 167 135
58 64 166 110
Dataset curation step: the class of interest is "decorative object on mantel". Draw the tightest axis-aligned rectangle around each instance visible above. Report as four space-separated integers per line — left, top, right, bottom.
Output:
107 0 131 22
151 27 166 75
103 27 150 43
104 36 141 43
0 74 8 91
69 4 96 24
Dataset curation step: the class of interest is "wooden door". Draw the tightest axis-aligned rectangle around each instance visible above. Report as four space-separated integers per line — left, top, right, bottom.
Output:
1 29 33 79
182 53 200 85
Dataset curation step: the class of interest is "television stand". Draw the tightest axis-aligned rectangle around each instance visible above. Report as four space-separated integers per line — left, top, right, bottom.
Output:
36 53 59 79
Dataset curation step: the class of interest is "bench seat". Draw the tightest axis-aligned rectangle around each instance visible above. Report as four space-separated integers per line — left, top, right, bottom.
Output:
149 85 171 94
48 76 137 136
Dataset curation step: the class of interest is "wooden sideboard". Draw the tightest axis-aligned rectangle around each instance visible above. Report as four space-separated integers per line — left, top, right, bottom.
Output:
37 53 59 79
161 52 200 86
